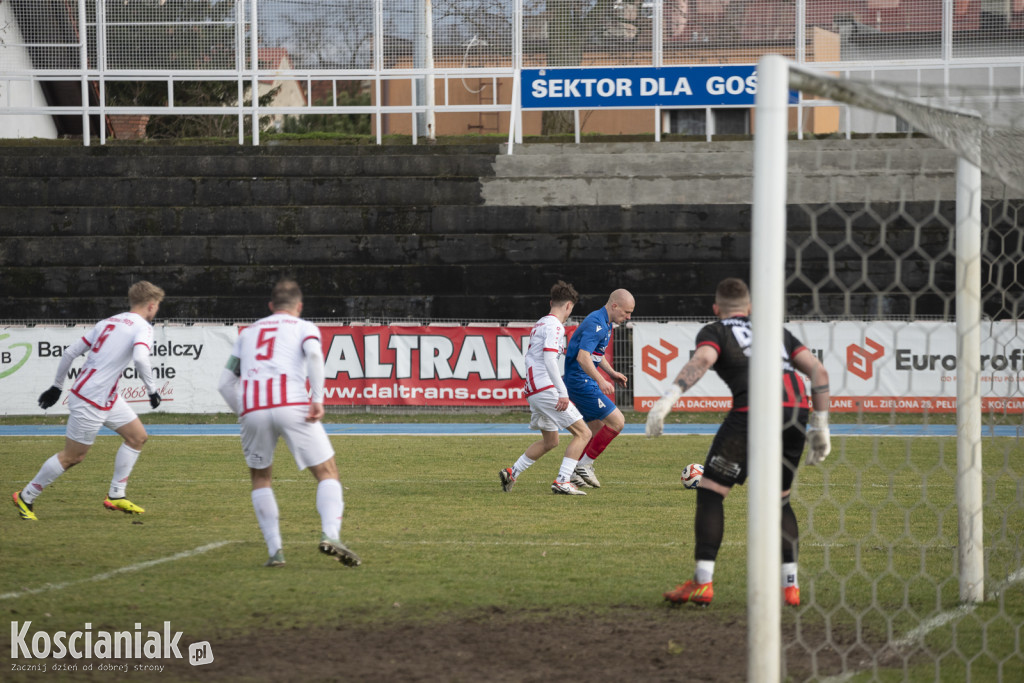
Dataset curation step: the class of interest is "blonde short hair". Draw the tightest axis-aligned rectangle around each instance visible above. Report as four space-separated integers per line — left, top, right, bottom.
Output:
128 281 165 307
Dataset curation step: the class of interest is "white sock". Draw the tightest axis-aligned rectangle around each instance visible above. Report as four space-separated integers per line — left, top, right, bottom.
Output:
557 456 577 482
108 444 141 498
695 560 715 584
316 478 344 540
511 454 534 477
579 455 596 467
22 454 65 504
782 562 798 588
251 488 282 556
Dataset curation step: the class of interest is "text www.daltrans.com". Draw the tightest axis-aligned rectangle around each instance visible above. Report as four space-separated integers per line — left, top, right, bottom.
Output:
323 384 526 402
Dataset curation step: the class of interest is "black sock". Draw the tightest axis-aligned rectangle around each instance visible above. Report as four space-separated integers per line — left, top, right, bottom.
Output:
694 487 725 561
781 499 799 563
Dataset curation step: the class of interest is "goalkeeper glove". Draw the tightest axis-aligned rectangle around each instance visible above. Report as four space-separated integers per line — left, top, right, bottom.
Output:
805 412 831 465
645 384 682 438
149 392 162 409
38 386 62 409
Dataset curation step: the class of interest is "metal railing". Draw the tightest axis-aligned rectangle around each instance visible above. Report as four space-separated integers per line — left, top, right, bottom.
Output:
1 0 1022 145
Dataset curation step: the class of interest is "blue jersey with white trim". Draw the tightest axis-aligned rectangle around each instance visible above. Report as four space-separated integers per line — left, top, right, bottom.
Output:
563 307 612 384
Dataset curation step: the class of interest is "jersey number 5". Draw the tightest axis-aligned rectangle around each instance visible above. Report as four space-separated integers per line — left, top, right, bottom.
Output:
256 328 277 360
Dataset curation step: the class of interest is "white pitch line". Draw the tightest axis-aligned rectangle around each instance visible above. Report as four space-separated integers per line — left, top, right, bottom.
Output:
892 604 977 649
823 562 1024 682
987 565 1024 600
893 564 1024 649
0 540 236 601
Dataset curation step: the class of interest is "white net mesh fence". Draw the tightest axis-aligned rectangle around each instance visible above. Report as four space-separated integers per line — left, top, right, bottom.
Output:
767 64 1024 680
5 1 1023 74
3 1 1024 137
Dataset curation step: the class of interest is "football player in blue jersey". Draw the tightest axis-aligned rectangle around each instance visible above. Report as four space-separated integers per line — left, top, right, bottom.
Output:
562 289 635 488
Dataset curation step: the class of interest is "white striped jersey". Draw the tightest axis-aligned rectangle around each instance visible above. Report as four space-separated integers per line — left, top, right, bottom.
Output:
523 314 567 397
232 313 321 415
70 312 154 410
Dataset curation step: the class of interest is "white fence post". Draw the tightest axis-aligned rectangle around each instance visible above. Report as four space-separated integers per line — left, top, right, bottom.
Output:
78 0 90 146
250 0 259 146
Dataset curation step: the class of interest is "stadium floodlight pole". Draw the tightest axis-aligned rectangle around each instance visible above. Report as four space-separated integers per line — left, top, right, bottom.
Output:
748 53 789 683
956 156 984 604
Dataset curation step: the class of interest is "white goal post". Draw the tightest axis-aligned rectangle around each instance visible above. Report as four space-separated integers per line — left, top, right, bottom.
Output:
747 54 1018 682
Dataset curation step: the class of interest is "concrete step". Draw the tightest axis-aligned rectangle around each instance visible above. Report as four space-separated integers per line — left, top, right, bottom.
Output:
0 149 499 179
0 203 750 237
0 261 764 300
0 231 752 267
0 257 952 308
491 147 958 178
479 171 998 205
2 220 958 269
0 201 953 238
499 138 949 156
482 138 991 205
0 289 947 322
0 175 485 207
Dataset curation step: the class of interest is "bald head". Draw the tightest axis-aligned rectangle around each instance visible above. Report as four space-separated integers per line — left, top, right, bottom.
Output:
605 289 635 324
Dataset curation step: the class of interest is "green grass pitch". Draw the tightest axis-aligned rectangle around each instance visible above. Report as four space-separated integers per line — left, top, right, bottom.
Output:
1 431 1022 681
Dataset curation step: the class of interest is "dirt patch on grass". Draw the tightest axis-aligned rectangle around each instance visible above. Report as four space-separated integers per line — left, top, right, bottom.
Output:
186 607 868 682
5 606 887 682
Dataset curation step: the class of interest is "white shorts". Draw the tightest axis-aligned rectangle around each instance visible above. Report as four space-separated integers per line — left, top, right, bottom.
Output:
239 405 334 471
66 394 139 446
527 389 585 433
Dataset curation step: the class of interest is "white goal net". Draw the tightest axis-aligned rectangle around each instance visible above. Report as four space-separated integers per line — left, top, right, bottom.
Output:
750 56 1024 682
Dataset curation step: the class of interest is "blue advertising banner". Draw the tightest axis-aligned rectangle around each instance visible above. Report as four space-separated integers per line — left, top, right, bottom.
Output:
521 65 792 109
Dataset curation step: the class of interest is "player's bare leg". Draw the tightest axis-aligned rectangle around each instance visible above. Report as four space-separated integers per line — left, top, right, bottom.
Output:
57 437 93 469
575 410 623 488
309 458 361 567
502 431 559 491
250 466 285 567
13 438 92 520
551 421 590 496
104 419 148 514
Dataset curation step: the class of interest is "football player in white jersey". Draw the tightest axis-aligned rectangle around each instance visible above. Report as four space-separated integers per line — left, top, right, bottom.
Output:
500 281 592 495
12 281 165 520
218 279 360 568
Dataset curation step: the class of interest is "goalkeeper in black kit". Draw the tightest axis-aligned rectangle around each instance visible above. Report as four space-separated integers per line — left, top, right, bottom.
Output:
645 278 831 607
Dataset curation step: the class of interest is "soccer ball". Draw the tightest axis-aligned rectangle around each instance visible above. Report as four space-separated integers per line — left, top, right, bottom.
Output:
681 463 704 490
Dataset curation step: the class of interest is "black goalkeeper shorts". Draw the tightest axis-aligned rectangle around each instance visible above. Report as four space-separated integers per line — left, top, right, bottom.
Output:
701 408 807 490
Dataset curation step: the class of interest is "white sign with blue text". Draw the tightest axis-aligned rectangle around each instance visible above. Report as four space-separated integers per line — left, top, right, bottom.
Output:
522 65 780 109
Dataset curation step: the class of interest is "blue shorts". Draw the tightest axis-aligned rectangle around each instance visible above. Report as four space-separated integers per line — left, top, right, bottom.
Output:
565 376 618 423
